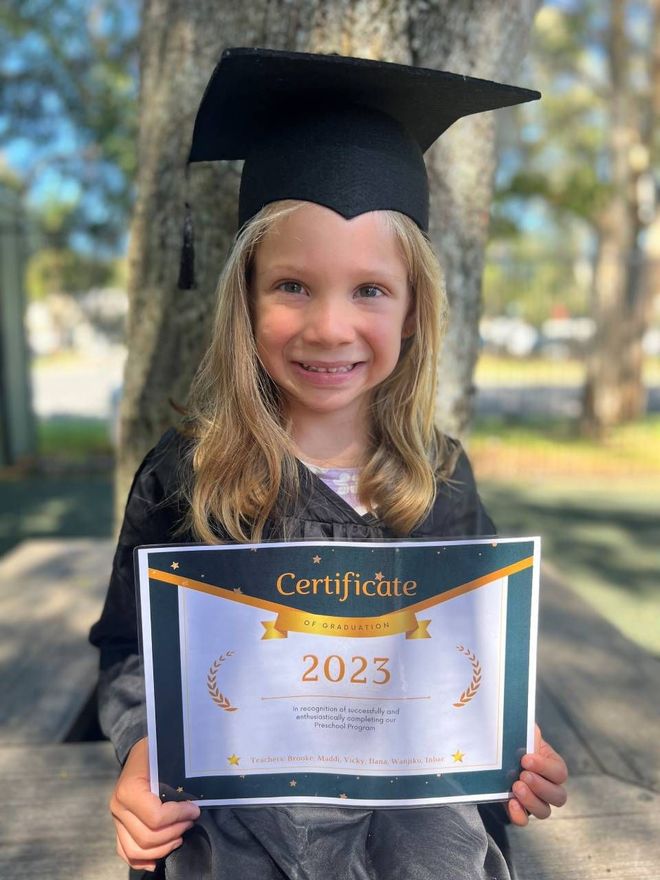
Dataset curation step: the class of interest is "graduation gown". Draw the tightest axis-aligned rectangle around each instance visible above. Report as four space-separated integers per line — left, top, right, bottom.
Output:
90 429 511 880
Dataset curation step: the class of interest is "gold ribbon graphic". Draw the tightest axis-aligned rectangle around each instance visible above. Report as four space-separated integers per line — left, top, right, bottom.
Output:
148 554 533 641
260 606 431 640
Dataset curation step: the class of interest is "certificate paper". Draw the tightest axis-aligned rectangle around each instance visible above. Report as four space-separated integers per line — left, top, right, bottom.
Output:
137 538 540 807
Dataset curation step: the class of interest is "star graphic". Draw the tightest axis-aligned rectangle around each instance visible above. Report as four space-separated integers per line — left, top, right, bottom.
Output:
312 554 321 564
228 754 240 766
233 587 243 594
289 779 297 787
176 786 184 793
375 571 384 581
452 750 465 763
171 561 179 570
339 793 348 799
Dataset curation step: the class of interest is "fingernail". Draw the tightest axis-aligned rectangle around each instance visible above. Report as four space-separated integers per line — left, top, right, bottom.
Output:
521 771 534 785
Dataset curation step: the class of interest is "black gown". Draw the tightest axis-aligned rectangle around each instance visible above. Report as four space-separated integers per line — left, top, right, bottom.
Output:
90 429 511 880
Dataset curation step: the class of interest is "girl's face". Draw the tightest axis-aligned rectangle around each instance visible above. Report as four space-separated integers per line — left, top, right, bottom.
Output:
251 203 414 427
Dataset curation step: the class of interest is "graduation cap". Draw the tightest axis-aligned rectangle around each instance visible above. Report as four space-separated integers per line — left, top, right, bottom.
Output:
178 47 540 288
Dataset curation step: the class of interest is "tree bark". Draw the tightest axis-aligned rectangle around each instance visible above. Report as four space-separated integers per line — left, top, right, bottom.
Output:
117 0 541 518
408 0 542 436
581 0 659 434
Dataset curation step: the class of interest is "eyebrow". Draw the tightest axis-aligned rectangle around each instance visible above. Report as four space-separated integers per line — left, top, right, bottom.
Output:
255 263 408 282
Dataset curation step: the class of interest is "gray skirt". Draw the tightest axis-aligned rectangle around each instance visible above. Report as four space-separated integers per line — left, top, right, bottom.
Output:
162 804 512 880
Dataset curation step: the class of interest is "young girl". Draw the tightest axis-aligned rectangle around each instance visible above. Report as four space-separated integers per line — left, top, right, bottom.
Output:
90 49 567 879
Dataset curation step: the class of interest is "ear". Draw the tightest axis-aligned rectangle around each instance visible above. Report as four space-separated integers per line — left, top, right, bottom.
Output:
401 306 416 339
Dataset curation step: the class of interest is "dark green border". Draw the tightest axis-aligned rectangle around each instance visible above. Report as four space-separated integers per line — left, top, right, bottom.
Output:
141 540 537 804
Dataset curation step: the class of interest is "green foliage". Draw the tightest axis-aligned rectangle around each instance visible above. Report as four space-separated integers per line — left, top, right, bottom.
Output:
0 0 139 253
483 227 593 323
483 258 588 326
25 247 115 299
493 0 657 258
487 0 660 360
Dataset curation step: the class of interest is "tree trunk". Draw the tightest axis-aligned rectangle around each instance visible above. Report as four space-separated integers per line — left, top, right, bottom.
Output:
409 0 542 436
117 0 541 518
581 0 659 435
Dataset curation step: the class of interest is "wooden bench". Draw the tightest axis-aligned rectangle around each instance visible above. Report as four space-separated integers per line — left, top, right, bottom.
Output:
0 538 123 878
0 539 658 879
0 741 122 879
0 538 115 745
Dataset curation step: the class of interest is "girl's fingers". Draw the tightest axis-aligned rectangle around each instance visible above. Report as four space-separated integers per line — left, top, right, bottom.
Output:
528 726 569 785
522 748 568 786
110 738 198 868
505 796 530 827
507 727 568 825
115 818 184 863
116 834 157 872
520 769 567 808
113 808 195 850
511 779 552 820
112 782 200 829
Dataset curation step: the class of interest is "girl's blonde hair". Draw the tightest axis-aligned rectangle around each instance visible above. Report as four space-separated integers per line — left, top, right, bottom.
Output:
183 200 452 543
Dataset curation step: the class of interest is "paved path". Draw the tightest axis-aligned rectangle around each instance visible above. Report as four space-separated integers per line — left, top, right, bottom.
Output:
476 384 660 419
31 350 124 419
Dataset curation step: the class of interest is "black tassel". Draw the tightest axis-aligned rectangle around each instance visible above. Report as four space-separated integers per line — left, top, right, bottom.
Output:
177 200 196 289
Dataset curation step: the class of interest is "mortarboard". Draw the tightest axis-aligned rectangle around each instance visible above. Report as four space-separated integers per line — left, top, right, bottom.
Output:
178 47 540 288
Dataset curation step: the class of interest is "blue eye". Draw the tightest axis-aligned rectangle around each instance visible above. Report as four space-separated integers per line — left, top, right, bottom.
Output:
357 285 383 298
279 281 304 294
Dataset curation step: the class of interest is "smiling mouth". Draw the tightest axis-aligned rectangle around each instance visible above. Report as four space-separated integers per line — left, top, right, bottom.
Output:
298 363 358 374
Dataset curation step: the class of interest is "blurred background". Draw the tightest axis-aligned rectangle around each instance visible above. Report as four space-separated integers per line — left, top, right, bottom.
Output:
1 0 658 658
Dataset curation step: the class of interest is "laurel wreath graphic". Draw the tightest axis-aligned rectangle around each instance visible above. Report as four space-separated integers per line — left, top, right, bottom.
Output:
452 644 482 708
206 651 238 712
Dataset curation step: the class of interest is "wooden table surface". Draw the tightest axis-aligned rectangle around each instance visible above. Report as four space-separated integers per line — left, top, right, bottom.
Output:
1 539 658 879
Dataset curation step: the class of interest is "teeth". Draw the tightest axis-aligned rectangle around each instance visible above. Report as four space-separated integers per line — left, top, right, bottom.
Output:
301 363 355 373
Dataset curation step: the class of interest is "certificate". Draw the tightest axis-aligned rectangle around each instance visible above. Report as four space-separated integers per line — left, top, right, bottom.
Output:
137 537 539 807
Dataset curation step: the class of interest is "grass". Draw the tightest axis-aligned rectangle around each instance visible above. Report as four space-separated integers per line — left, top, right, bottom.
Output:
469 412 660 655
475 353 660 386
37 415 114 460
469 414 660 478
480 479 660 657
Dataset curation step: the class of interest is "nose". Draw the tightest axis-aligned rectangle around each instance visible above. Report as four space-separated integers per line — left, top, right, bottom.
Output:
301 295 356 347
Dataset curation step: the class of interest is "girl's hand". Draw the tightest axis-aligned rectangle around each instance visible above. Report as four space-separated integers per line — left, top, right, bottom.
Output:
506 724 568 826
110 737 201 871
